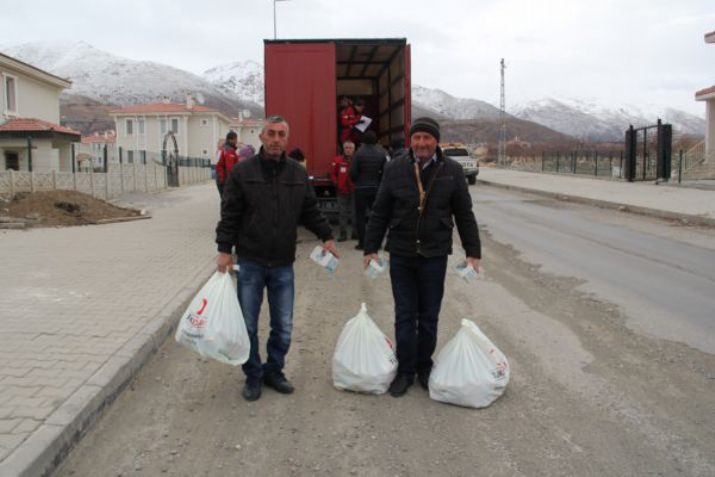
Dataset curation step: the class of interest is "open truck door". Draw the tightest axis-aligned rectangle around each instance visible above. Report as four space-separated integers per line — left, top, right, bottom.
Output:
264 39 411 216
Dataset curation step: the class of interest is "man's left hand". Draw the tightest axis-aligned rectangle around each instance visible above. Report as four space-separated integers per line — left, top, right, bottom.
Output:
323 240 339 258
466 257 480 273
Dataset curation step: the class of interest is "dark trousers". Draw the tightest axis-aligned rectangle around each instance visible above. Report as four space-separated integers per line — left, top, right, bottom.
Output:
237 259 295 383
355 187 377 246
389 254 448 377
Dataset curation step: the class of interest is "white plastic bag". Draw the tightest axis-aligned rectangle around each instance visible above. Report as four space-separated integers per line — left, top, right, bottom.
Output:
332 303 397 394
175 271 250 366
429 319 509 408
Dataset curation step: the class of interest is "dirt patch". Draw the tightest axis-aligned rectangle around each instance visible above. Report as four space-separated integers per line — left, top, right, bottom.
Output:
1 190 141 227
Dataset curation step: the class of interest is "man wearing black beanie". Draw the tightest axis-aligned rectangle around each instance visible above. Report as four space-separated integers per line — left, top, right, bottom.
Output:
363 117 481 397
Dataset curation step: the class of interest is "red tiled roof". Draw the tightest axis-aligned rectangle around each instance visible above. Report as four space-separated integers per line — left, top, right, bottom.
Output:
81 133 116 144
695 85 715 99
0 117 80 135
109 102 218 114
230 118 265 126
705 31 715 43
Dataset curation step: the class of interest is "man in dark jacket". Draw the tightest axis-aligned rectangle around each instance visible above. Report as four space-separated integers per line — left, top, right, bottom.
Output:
349 130 388 250
363 117 481 397
216 116 338 401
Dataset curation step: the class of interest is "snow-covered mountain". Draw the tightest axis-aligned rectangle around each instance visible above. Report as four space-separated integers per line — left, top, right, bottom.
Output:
512 98 706 142
411 85 502 120
203 60 264 106
1 41 262 116
3 41 703 143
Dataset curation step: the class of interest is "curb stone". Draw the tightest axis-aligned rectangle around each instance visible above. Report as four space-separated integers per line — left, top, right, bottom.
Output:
477 179 715 227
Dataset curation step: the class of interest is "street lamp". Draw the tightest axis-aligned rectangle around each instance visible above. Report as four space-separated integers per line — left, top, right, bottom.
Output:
273 0 291 40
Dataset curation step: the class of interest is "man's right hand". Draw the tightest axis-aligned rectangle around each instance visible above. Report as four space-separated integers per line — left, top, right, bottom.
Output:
217 252 234 273
363 253 379 270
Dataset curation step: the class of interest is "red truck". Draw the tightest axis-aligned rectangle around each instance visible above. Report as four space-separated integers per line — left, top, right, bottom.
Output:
264 38 411 213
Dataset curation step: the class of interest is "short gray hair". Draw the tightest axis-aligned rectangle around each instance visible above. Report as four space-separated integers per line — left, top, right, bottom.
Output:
262 115 289 133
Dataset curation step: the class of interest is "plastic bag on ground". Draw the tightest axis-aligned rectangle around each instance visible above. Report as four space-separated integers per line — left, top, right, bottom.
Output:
332 303 397 394
429 319 509 408
175 271 250 366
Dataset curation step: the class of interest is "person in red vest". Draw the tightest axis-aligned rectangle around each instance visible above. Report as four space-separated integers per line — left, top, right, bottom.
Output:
216 131 239 196
330 140 356 241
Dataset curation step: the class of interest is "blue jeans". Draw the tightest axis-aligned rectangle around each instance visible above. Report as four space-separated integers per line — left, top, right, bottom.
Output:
237 259 295 383
389 254 448 377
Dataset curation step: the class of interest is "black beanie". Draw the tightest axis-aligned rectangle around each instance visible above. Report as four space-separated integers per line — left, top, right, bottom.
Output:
409 117 440 142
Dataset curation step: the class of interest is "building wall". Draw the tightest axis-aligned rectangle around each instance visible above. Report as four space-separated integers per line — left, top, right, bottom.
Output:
186 114 230 159
238 125 262 150
0 68 62 123
706 100 715 163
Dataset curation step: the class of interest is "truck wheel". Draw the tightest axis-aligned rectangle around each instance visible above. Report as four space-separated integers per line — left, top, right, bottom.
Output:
467 175 477 185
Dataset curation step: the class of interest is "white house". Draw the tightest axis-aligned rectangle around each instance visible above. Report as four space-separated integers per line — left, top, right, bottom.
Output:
0 52 80 171
109 97 231 165
228 114 264 153
78 131 117 171
695 30 715 166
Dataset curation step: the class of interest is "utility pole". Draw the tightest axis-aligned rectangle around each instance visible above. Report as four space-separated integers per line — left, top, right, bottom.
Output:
273 0 291 40
499 58 507 166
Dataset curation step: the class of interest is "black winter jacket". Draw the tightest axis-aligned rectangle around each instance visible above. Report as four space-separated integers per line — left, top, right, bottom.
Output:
216 151 333 266
363 147 481 258
349 143 388 188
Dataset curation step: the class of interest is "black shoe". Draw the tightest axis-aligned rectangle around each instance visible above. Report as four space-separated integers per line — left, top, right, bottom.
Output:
263 372 295 394
242 380 262 401
354 244 364 250
337 233 348 242
417 369 431 390
388 374 413 397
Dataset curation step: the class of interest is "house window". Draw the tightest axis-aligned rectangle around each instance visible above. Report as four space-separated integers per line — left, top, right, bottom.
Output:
126 119 133 136
138 118 145 134
4 152 19 170
171 118 179 134
5 76 17 112
127 150 134 164
160 118 167 135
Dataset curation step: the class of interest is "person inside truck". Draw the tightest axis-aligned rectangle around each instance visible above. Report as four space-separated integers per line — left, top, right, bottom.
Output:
339 97 357 143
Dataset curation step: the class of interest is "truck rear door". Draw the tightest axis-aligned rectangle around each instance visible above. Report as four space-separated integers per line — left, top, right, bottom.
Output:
264 42 337 177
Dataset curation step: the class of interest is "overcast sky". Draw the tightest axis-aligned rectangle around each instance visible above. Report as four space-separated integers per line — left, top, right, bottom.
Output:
1 0 713 115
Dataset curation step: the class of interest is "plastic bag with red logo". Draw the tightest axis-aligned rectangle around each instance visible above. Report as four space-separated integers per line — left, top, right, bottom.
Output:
429 319 509 408
332 303 397 394
174 271 249 366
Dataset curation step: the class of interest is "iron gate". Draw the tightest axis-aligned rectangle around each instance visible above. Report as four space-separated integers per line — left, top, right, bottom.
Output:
624 119 672 182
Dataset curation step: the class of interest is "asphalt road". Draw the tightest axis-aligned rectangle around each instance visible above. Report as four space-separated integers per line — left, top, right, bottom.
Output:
474 186 715 354
56 184 715 477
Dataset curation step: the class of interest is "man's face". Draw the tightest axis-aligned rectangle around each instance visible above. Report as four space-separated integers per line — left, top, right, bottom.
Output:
260 122 289 157
343 142 355 157
228 137 237 147
411 132 438 161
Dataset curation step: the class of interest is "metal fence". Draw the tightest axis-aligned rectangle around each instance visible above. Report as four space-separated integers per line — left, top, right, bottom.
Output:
502 144 713 183
502 151 625 179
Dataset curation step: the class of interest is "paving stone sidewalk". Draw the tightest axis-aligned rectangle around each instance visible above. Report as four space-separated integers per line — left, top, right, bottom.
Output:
479 168 715 225
0 183 220 476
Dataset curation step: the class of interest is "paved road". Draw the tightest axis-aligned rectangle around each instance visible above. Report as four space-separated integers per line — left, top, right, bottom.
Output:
55 184 715 477
475 186 715 354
